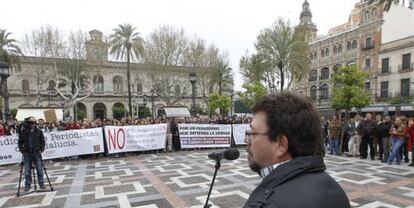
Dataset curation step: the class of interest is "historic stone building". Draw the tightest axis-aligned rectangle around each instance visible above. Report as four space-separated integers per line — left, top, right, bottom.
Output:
8 30 218 120
295 0 414 115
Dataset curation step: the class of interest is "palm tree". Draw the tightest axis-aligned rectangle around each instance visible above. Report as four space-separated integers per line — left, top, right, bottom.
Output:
0 29 23 121
255 19 309 92
210 60 234 96
0 29 23 71
109 24 144 118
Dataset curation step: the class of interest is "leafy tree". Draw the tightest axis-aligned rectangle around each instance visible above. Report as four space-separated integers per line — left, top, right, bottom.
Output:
255 18 310 91
234 100 251 114
109 24 144 118
209 93 231 116
331 65 372 153
238 82 268 109
112 106 127 120
137 106 151 119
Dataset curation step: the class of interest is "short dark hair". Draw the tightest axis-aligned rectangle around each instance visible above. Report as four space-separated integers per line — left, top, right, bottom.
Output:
252 92 324 158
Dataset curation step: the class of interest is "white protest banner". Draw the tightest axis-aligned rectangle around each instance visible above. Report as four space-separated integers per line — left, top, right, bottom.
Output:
0 135 21 165
104 124 167 154
233 124 250 145
0 128 104 165
42 128 104 159
178 124 231 148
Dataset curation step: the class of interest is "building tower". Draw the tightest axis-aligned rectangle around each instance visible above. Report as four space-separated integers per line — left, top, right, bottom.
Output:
299 0 318 42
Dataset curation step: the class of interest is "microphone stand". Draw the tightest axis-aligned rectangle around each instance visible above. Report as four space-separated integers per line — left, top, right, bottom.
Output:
204 159 221 208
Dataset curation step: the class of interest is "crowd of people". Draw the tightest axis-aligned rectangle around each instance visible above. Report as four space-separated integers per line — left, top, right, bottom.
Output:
322 113 414 166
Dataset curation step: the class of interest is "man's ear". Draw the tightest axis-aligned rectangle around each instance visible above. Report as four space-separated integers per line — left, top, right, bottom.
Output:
275 135 289 157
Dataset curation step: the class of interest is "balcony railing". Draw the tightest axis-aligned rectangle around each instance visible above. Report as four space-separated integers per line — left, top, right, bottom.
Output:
319 75 329 80
308 77 318 82
361 41 375 50
398 63 414 72
380 66 392 74
375 90 414 102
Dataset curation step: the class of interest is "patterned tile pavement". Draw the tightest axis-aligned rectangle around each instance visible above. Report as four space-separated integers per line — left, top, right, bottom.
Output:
1 148 414 208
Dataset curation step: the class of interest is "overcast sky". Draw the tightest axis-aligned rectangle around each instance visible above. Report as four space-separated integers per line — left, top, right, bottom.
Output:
1 0 357 91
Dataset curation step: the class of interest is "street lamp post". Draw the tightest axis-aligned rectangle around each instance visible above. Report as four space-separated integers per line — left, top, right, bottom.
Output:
0 62 11 121
59 96 66 121
189 72 197 117
150 89 155 118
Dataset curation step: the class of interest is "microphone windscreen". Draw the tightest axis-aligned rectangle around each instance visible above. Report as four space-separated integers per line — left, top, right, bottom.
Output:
224 148 240 160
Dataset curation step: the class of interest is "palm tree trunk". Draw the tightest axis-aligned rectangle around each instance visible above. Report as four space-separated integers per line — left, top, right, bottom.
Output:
278 62 284 91
127 49 133 119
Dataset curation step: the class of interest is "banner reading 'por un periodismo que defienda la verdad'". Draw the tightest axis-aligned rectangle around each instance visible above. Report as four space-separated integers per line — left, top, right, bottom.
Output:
178 124 232 148
0 127 104 165
104 124 167 154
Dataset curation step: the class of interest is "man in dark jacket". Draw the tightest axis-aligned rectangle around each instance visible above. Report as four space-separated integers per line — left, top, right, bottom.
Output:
18 117 46 192
378 115 392 162
360 113 378 160
244 92 350 208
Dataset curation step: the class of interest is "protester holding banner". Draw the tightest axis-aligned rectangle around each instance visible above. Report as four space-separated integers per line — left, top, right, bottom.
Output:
18 117 46 192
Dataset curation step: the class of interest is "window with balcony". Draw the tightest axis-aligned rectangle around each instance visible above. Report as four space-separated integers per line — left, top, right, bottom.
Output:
113 76 123 92
365 58 371 68
93 75 104 93
22 79 30 93
363 37 374 49
365 82 371 91
338 44 343 53
401 78 411 97
320 68 329 80
402 53 411 70
381 58 390 73
380 81 389 98
352 40 357 49
310 86 317 100
320 84 329 99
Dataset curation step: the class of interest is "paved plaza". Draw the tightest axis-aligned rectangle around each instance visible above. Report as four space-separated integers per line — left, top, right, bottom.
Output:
1 149 414 208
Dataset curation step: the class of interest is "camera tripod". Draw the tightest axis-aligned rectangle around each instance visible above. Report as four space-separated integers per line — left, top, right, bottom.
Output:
16 154 54 197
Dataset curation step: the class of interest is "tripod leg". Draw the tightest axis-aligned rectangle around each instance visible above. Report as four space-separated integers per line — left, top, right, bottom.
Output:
41 160 54 191
16 163 24 197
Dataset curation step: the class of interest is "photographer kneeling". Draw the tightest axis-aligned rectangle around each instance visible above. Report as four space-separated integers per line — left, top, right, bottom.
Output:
18 117 46 192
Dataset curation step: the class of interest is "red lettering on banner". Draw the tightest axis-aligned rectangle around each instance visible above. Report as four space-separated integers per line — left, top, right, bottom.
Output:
107 128 126 150
117 128 126 149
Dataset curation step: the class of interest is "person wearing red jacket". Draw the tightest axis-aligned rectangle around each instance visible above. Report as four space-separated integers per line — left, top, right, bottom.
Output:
408 118 414 167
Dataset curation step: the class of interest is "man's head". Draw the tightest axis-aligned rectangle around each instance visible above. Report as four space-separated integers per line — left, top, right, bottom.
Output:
246 92 324 174
366 113 372 121
375 115 382 122
25 117 37 127
38 119 45 126
354 115 361 122
384 115 391 122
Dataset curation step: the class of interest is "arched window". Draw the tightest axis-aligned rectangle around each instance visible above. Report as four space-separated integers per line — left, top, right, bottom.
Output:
310 52 314 60
333 46 338 54
310 86 317 100
174 84 181 96
365 10 371 22
309 70 317 81
320 84 329 99
372 8 377 18
325 48 330 56
48 80 57 95
347 41 352 50
136 83 143 94
338 44 343 53
352 40 357 49
321 49 325 57
22 79 30 93
113 76 123 92
313 52 318 59
321 67 329 80
93 75 104 92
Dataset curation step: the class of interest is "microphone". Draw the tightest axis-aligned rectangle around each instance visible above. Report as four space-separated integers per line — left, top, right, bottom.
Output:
208 148 240 161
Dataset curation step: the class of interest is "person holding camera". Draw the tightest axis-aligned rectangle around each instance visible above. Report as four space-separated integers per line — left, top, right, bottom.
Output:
18 117 46 192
